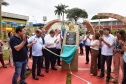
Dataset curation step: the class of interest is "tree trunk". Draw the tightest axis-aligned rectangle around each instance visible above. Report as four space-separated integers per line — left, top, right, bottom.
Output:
58 15 60 20
75 19 77 24
62 12 64 21
0 4 2 39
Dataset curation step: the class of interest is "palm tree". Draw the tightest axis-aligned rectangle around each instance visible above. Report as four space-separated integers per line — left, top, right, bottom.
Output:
60 4 68 22
54 4 68 21
54 4 63 20
0 0 9 39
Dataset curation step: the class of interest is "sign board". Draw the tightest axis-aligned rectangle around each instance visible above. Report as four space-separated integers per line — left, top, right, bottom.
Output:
62 31 79 71
65 32 76 45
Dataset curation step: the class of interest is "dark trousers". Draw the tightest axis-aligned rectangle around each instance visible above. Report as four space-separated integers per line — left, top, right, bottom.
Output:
0 54 4 66
122 62 126 84
29 47 32 58
97 48 101 69
100 55 112 79
80 43 83 54
41 49 45 67
32 56 42 77
45 48 56 70
56 49 61 65
85 45 91 63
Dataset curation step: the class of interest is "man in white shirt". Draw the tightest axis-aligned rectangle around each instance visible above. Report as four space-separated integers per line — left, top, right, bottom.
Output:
97 27 115 83
44 29 59 73
28 29 44 80
55 29 63 66
84 30 93 64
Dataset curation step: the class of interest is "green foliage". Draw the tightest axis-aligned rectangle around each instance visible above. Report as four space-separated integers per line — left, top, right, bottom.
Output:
54 3 69 20
91 15 108 20
3 49 10 60
1 0 9 6
66 8 88 24
54 4 63 16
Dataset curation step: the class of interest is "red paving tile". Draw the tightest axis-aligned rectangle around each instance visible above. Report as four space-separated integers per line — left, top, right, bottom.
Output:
0 65 15 84
0 60 32 84
71 70 113 84
25 68 68 84
0 46 123 84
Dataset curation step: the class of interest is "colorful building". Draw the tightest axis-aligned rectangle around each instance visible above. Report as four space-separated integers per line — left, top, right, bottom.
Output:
1 12 31 38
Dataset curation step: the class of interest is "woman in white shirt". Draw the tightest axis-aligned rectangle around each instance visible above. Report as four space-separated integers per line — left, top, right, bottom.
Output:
90 32 100 76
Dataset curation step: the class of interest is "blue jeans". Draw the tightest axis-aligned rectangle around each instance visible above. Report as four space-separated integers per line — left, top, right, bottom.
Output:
12 59 27 84
122 62 126 84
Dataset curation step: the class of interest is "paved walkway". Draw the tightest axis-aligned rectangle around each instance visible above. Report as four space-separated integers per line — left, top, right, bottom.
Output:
0 47 123 84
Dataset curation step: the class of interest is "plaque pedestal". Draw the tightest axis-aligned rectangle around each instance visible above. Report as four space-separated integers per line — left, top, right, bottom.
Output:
62 49 78 71
61 31 79 71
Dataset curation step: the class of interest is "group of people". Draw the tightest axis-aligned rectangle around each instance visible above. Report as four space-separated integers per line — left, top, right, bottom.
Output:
4 26 63 84
79 27 126 84
0 26 126 84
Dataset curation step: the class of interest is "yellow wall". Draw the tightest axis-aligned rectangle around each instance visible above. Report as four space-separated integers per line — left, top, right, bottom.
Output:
3 18 15 22
16 19 26 23
2 17 26 23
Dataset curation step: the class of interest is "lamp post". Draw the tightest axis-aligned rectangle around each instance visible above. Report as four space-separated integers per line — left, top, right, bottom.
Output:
43 16 47 24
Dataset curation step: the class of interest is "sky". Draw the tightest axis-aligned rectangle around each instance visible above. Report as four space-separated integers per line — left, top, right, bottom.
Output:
2 0 126 23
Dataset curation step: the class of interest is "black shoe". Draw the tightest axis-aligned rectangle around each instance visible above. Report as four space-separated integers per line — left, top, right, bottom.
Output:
24 82 27 84
58 64 62 66
41 66 45 68
85 62 88 64
106 78 109 83
46 69 49 73
97 75 104 78
3 66 7 68
27 68 31 71
37 73 44 77
33 76 39 80
52 67 57 70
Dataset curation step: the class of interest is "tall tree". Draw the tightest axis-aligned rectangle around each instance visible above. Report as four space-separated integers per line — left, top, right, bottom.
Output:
54 4 63 20
60 4 68 21
0 0 9 39
66 8 88 24
91 15 108 20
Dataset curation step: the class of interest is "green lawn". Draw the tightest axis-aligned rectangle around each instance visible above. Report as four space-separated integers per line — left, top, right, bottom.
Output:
3 49 10 61
66 73 71 84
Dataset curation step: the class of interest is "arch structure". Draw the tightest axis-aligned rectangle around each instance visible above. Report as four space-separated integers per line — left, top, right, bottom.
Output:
43 19 61 33
98 13 126 24
83 20 94 35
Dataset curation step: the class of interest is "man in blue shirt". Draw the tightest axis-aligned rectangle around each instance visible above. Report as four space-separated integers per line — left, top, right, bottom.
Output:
28 29 44 80
10 26 37 84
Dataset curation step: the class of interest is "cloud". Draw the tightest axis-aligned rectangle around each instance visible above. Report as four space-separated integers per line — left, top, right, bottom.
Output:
2 0 126 23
